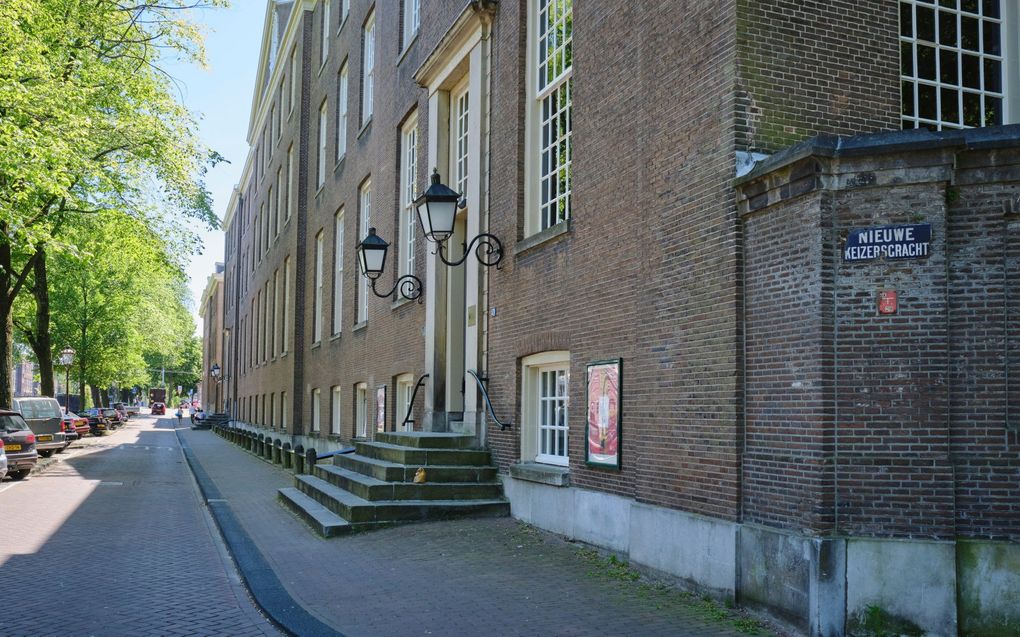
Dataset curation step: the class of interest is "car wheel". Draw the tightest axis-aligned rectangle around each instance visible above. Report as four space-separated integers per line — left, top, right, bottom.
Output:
9 469 30 481
38 449 54 458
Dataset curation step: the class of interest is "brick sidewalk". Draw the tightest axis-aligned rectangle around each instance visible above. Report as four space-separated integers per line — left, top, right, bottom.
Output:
182 428 774 637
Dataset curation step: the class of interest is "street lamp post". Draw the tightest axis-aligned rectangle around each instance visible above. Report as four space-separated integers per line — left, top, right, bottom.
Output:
210 363 221 413
58 347 75 414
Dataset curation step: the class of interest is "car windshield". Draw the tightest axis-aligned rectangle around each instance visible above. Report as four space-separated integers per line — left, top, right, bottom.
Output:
0 414 29 432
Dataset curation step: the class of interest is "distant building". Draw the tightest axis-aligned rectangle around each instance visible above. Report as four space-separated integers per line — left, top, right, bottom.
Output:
203 2 1020 634
198 263 225 412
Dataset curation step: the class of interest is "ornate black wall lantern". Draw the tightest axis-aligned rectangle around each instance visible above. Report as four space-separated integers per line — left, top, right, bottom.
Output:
415 170 503 268
356 227 424 302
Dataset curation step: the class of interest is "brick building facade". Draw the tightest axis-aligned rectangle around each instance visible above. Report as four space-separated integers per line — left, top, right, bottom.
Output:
198 264 224 412
211 1 1019 634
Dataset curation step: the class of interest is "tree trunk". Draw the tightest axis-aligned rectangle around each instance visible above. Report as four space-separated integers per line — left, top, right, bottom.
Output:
90 384 102 408
33 245 54 396
0 229 13 407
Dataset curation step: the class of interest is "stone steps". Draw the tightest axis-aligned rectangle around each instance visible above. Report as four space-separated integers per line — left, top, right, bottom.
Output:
279 432 508 537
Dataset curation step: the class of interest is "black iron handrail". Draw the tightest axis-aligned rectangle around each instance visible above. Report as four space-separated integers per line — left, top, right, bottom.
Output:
400 373 430 430
466 369 511 431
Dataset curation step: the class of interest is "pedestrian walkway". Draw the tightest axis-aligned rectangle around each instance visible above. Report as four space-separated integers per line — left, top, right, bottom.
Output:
180 425 775 637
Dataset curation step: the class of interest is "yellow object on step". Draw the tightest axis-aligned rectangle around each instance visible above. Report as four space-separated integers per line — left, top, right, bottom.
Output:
413 468 427 483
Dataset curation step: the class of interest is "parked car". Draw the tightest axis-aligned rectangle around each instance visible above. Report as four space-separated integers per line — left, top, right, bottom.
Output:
150 402 166 415
0 410 37 480
112 402 128 421
63 412 90 437
10 396 65 458
102 407 124 428
82 408 114 436
0 440 7 480
124 405 140 417
60 414 79 444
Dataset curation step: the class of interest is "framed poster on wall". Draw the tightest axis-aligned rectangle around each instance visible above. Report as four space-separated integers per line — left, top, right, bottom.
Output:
585 359 621 469
376 385 386 432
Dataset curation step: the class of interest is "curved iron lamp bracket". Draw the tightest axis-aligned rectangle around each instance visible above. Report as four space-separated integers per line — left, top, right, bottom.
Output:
432 233 504 269
370 274 424 303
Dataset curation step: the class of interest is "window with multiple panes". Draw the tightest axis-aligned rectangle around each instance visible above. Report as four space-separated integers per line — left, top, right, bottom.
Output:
356 383 368 437
320 0 330 68
317 100 328 188
452 81 470 197
311 388 321 432
282 256 290 353
272 268 280 357
287 144 295 220
900 0 1006 130
400 114 418 277
341 0 350 25
358 180 371 323
396 373 414 431
530 0 572 232
271 105 279 146
290 48 298 115
333 209 344 335
337 62 349 160
403 0 420 49
362 12 375 124
275 168 283 235
521 351 570 466
313 230 324 342
331 385 342 434
269 393 275 428
281 391 288 429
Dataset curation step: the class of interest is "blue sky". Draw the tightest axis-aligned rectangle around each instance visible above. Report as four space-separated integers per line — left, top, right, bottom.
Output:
168 1 267 334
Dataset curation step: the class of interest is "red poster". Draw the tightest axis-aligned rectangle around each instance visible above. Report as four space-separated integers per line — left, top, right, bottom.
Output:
586 361 621 468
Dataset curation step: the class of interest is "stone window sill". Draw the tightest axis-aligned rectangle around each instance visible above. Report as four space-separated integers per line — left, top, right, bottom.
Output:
513 219 571 258
509 462 570 487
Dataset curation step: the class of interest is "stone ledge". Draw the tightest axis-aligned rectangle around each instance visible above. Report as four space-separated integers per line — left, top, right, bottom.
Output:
509 462 570 487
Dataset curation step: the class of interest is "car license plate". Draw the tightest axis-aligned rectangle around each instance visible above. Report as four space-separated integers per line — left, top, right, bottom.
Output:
6 444 21 451
38 434 53 442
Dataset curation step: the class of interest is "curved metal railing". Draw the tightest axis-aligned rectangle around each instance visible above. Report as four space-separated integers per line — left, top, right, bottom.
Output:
466 369 511 431
400 373 430 430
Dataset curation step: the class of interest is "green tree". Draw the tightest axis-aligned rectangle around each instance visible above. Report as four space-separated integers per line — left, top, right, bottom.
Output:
0 0 224 405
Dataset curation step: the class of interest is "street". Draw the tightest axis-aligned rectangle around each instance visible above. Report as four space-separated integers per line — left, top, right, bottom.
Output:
0 414 280 637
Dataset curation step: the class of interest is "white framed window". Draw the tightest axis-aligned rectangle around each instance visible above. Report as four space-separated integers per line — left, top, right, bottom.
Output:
269 393 275 428
400 114 418 277
355 383 368 437
362 12 375 125
396 373 414 431
271 105 279 146
341 0 350 26
267 186 274 243
313 230 324 342
281 391 288 430
900 0 1011 130
331 385 342 434
261 394 266 426
357 180 371 323
256 206 263 257
282 72 289 115
287 144 295 220
521 351 570 466
451 79 470 198
320 0 330 68
527 0 572 234
311 388 321 432
332 209 345 335
317 99 328 189
262 281 270 362
289 48 298 115
275 167 284 235
337 62 349 160
272 268 280 357
403 0 420 49
282 256 290 353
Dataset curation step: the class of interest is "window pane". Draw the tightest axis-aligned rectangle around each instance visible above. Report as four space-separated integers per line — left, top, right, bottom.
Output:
917 5 936 41
939 49 959 85
940 87 960 124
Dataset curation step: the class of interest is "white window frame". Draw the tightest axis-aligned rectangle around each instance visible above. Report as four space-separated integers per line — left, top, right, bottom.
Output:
355 383 368 438
332 209 344 335
275 167 284 236
521 351 570 466
282 256 290 353
400 114 418 278
313 230 324 342
267 185 274 244
362 12 375 125
331 385 342 434
289 48 298 115
403 0 420 50
317 99 328 189
269 393 275 428
271 105 279 147
396 373 414 431
357 180 371 323
320 0 330 68
287 144 295 220
341 0 350 26
311 388 321 432
526 0 573 236
899 0 1016 130
451 78 470 198
281 391 288 430
272 268 280 357
337 62 349 160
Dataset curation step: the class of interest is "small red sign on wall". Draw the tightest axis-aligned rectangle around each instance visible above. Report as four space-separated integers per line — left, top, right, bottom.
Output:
878 290 898 315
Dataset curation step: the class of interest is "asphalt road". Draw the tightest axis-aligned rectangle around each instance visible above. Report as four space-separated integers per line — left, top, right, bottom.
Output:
0 413 281 637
